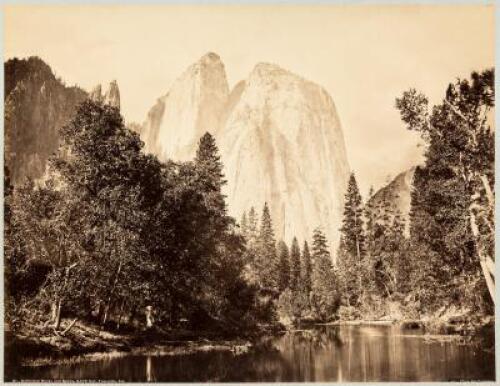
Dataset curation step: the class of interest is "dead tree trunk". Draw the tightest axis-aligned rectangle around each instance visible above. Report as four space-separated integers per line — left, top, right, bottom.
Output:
470 203 495 304
50 302 58 325
445 98 495 305
54 300 62 330
479 257 495 303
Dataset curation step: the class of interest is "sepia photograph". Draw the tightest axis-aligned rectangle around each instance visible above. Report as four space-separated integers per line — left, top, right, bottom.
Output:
3 3 496 382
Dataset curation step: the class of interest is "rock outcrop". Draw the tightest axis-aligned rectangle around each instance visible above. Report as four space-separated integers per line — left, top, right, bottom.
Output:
218 62 350 250
141 53 351 250
89 84 103 103
5 58 122 185
104 80 120 109
4 57 88 184
140 52 229 162
90 80 120 109
367 167 416 236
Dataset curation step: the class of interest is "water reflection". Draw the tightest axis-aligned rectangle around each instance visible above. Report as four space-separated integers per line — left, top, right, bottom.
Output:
11 325 495 382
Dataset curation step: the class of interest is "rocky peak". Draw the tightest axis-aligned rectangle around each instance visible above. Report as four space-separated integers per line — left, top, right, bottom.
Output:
89 84 103 103
218 62 350 253
368 167 417 236
140 53 229 162
140 53 350 254
250 62 292 80
180 52 226 84
104 80 120 109
198 52 223 67
89 80 120 110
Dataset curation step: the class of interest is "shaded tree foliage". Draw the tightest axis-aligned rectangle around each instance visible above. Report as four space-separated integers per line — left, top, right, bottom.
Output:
5 100 267 334
277 241 291 292
289 237 301 292
396 69 494 312
310 228 339 320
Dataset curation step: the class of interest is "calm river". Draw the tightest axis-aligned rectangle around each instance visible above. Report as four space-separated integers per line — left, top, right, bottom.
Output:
12 324 495 382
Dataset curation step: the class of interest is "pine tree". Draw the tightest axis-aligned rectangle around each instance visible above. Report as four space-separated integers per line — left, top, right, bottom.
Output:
336 236 358 308
369 191 394 298
312 228 330 266
341 173 365 259
290 237 301 291
339 173 366 307
380 191 393 228
310 228 338 320
195 132 229 233
277 241 291 292
302 241 312 296
194 132 241 294
256 203 278 290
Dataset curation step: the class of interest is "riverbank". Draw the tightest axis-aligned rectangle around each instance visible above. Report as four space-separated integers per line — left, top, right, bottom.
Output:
324 314 494 336
7 312 494 371
6 318 284 371
10 321 495 382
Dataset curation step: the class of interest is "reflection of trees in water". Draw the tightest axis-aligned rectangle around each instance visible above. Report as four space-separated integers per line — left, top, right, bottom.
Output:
25 355 154 382
272 328 345 381
18 326 495 382
287 327 343 350
151 349 291 382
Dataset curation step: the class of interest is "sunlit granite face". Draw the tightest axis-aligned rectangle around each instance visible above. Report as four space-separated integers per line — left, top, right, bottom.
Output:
140 53 350 254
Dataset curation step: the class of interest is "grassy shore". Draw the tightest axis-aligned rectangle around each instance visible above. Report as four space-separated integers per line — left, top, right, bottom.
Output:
324 315 494 336
5 318 284 374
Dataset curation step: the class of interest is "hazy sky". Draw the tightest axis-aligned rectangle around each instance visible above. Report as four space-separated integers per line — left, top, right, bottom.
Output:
5 5 494 195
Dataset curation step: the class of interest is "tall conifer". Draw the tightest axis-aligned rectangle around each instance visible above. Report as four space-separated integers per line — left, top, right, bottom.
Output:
277 240 291 292
310 228 338 319
340 173 365 259
290 237 301 291
194 132 230 237
339 173 365 306
257 203 278 290
302 241 312 296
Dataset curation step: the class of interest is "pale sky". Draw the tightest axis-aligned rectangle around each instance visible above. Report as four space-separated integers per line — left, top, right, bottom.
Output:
4 5 494 196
